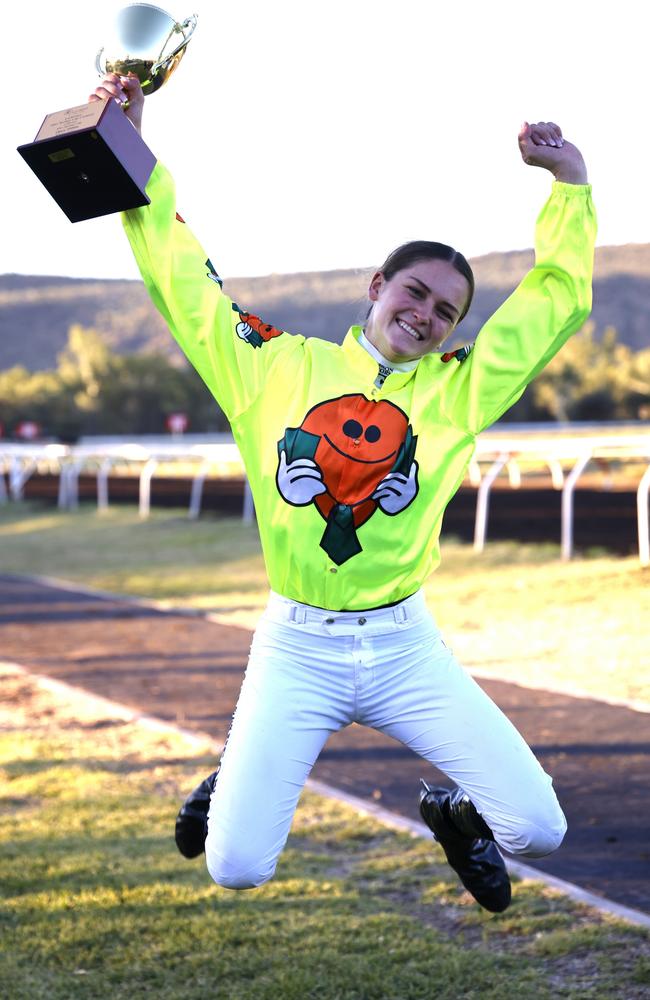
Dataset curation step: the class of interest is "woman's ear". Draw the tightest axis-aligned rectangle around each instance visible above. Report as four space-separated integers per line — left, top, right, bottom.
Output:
368 271 385 302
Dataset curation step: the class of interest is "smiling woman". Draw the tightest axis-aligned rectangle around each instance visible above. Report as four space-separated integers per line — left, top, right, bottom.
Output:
88 71 596 917
365 242 475 362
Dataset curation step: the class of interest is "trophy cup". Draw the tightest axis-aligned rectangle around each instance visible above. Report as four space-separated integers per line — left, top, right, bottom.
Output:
17 4 197 223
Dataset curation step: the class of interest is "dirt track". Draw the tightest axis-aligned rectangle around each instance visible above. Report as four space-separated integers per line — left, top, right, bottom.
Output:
1 574 648 914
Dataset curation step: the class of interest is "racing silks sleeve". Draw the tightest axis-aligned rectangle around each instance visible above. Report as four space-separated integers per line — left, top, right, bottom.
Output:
440 182 597 435
122 162 300 421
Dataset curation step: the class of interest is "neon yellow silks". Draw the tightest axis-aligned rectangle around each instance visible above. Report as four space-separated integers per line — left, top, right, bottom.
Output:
123 165 596 610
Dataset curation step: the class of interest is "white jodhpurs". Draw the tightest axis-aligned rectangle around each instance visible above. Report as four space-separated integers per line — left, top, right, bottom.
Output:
205 590 566 890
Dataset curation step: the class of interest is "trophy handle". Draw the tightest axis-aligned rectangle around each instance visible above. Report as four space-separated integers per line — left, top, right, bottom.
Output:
95 48 107 77
151 14 198 77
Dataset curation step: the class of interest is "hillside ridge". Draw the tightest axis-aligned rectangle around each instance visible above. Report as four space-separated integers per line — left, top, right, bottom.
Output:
2 242 649 371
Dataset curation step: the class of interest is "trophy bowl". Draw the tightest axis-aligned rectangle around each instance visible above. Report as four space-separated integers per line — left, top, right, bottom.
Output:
97 3 198 95
18 3 198 221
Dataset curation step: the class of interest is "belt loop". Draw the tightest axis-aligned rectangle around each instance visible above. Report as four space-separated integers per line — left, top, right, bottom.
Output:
394 604 407 624
284 602 307 625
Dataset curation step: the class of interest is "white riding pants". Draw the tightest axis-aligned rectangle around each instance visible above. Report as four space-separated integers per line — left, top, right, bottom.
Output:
205 590 566 890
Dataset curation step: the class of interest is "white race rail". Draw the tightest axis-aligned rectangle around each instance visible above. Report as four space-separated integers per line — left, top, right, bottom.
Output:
472 433 650 563
2 432 649 563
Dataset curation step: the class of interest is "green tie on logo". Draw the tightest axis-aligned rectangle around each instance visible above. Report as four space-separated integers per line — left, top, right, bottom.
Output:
320 503 362 565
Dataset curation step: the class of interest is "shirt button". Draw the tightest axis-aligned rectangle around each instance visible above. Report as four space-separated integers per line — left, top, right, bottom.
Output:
325 617 335 624
329 567 337 574
358 617 367 625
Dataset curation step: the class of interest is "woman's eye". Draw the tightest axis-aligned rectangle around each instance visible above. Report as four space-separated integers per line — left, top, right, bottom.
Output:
407 286 423 298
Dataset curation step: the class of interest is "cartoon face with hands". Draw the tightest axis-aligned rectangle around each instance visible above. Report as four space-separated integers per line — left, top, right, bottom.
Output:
276 394 419 564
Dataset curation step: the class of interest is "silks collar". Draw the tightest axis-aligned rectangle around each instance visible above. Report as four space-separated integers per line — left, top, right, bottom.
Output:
342 326 421 391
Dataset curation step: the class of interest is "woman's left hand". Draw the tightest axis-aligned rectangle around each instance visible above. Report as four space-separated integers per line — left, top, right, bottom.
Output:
518 122 588 185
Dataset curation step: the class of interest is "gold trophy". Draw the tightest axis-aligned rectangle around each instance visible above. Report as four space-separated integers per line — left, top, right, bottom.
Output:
17 4 197 222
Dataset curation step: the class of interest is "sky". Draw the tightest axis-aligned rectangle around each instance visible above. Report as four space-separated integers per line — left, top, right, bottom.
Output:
4 0 647 282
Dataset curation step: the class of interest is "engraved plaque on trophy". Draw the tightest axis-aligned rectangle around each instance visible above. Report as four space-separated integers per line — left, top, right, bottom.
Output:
17 4 197 222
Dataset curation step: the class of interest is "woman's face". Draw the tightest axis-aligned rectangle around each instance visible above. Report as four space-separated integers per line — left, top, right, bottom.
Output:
365 258 471 363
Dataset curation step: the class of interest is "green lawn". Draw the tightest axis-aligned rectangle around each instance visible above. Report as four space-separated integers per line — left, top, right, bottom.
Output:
1 663 648 1000
1 502 648 705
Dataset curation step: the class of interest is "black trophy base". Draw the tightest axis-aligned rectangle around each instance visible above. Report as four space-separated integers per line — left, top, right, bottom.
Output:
17 98 157 223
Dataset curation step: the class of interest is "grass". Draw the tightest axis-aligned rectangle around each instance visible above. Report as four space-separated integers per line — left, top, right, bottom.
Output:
0 501 648 706
1 662 648 1000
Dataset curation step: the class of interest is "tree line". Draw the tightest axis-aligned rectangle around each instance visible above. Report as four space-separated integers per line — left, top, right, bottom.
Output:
0 325 228 441
504 322 649 422
0 322 648 441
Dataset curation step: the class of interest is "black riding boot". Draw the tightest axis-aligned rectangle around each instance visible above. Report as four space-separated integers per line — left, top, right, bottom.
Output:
174 770 218 859
419 780 511 913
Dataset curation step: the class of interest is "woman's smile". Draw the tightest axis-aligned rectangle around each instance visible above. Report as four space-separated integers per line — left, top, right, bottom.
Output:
395 318 423 341
365 258 471 363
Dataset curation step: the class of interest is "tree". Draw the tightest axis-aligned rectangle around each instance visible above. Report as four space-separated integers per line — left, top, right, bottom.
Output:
501 324 650 422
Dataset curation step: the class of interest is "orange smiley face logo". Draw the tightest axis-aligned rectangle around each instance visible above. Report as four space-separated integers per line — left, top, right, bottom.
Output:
301 394 411 527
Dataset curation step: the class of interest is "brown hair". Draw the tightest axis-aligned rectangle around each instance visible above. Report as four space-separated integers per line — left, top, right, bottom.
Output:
374 240 474 322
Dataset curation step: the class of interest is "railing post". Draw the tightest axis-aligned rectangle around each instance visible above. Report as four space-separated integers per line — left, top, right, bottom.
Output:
9 457 36 501
139 459 158 519
57 461 82 509
188 461 210 520
561 452 592 561
473 454 509 553
97 459 112 511
637 462 650 567
68 460 82 509
57 464 70 508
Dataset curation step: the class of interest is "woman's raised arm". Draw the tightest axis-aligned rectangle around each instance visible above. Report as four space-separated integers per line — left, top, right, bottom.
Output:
439 120 595 434
95 76 296 423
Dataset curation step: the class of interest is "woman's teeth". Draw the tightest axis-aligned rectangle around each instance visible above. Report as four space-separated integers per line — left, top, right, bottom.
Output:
397 319 421 340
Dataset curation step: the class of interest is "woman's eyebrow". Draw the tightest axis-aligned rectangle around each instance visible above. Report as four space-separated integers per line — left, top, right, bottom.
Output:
408 275 460 317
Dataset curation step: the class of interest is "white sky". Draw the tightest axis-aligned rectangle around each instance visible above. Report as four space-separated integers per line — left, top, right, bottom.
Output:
4 0 646 281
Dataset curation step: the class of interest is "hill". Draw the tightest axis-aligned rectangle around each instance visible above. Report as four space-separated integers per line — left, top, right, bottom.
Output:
1 243 649 371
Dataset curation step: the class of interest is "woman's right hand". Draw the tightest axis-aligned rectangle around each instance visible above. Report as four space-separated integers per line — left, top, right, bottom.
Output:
518 121 588 185
88 73 145 135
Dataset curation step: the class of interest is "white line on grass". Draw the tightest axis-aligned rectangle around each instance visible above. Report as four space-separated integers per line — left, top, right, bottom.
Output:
3 657 650 931
14 572 650 715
